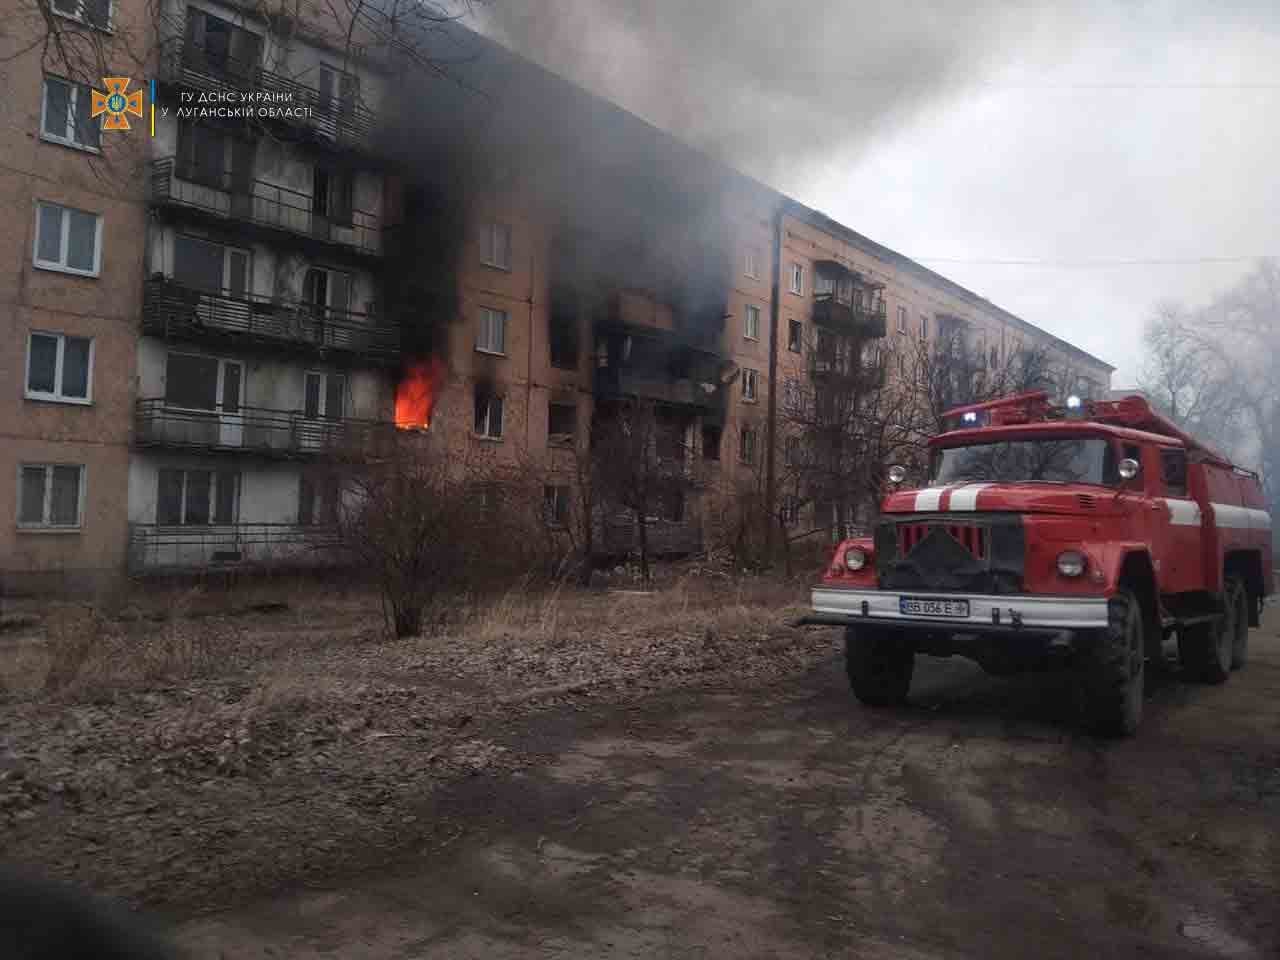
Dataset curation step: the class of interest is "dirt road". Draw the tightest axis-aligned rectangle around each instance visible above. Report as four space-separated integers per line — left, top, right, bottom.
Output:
179 613 1280 959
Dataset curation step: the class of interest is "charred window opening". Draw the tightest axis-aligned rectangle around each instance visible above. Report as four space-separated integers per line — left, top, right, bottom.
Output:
543 484 570 527
184 10 262 80
702 424 721 461
788 319 802 353
548 402 577 444
299 472 341 525
313 165 354 228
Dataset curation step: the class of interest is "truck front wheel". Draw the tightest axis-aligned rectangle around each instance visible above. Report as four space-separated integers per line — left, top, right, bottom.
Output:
1079 589 1145 736
845 627 914 707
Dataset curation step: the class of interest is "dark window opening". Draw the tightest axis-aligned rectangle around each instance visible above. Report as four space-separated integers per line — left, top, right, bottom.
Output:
548 402 576 443
702 424 721 461
787 319 802 353
543 484 570 526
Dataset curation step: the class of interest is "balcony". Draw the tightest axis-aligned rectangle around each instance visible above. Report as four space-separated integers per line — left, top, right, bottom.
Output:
593 369 721 410
134 400 400 460
159 42 377 153
151 159 385 259
128 522 342 574
142 279 400 363
593 321 725 412
811 293 887 337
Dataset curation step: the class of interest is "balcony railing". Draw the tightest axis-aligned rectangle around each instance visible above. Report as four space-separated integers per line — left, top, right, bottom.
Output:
142 279 401 362
134 399 400 459
812 294 888 338
128 522 343 573
151 159 384 258
160 42 378 152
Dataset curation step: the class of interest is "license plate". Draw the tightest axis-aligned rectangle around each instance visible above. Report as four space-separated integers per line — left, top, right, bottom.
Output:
900 596 970 618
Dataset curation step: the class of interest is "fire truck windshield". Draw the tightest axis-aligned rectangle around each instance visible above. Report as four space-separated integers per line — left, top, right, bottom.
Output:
932 437 1117 486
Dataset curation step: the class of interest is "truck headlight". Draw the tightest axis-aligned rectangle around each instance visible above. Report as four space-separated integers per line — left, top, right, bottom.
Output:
1056 550 1086 577
845 548 868 572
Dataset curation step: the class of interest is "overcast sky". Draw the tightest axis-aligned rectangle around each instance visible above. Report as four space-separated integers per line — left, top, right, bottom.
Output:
478 1 1280 386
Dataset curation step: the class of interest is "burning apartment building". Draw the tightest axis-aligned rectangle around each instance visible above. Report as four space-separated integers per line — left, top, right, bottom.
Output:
0 1 1111 590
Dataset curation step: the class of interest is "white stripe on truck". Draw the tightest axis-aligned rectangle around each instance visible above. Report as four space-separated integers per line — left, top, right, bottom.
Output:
1211 503 1272 531
947 484 992 511
913 487 950 511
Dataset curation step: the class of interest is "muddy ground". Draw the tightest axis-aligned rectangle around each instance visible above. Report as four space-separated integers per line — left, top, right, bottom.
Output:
175 610 1280 959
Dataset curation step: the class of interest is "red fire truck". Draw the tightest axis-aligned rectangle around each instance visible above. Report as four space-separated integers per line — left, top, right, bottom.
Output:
807 391 1273 735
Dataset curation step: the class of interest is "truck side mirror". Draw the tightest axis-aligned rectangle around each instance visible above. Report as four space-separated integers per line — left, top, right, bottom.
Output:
1118 458 1141 482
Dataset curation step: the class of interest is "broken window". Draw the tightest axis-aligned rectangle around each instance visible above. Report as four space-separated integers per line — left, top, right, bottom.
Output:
548 402 576 443
313 166 354 227
474 389 504 439
184 10 261 79
740 426 757 465
304 267 352 317
53 0 111 30
318 65 360 117
702 424 721 461
543 484 570 527
742 368 759 402
787 319 802 353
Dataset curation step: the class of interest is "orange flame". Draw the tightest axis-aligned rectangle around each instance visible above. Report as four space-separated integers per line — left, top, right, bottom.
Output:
395 357 444 430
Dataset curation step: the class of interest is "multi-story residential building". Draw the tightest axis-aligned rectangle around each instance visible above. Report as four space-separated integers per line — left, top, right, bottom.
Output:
0 9 1111 592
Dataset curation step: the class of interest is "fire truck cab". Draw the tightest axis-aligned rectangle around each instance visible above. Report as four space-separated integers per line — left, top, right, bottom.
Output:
808 391 1273 735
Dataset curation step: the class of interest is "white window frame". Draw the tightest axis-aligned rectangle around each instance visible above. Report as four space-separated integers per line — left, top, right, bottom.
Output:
17 463 85 530
744 303 761 341
744 247 760 279
477 306 508 355
920 313 929 339
40 76 101 152
896 305 908 333
25 331 94 405
475 392 504 440
33 201 103 277
480 221 512 270
789 262 804 296
50 0 112 31
742 368 759 403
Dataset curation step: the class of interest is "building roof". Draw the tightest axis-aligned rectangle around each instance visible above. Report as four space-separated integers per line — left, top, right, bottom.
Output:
787 203 1115 373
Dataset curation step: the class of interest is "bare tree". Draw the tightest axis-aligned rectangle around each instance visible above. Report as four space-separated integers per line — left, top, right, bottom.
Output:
1139 302 1247 458
592 397 700 581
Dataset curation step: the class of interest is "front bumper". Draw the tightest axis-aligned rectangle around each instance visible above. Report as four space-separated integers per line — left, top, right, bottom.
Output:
806 586 1109 632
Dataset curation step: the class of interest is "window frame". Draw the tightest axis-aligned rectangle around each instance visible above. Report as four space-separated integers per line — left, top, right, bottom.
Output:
896 305 908 333
744 247 760 279
50 0 112 32
744 303 761 341
787 318 802 353
474 390 505 440
25 331 94 405
543 484 570 527
476 306 509 356
789 262 804 296
17 463 86 530
919 313 929 339
547 401 576 444
740 426 757 465
33 201 103 277
480 221 513 271
40 76 101 152
742 368 759 403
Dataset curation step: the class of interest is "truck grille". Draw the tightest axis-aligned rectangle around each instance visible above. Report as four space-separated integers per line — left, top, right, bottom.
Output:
898 523 987 561
875 514 1024 595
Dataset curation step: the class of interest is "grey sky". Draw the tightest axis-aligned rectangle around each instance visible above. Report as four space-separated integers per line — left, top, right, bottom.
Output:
477 2 1280 385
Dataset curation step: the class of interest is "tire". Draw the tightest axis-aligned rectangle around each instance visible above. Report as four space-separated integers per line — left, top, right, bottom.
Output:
1079 589 1145 737
845 627 914 707
1227 577 1249 670
1178 585 1235 684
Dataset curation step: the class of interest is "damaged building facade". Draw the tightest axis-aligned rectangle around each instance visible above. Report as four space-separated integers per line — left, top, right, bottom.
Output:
0 0 1111 591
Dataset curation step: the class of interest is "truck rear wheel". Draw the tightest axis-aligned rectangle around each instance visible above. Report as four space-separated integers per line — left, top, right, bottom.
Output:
845 627 914 707
1178 584 1235 684
1079 589 1144 736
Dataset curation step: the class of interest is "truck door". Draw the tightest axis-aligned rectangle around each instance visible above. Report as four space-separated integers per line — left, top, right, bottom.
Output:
1158 447 1203 594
